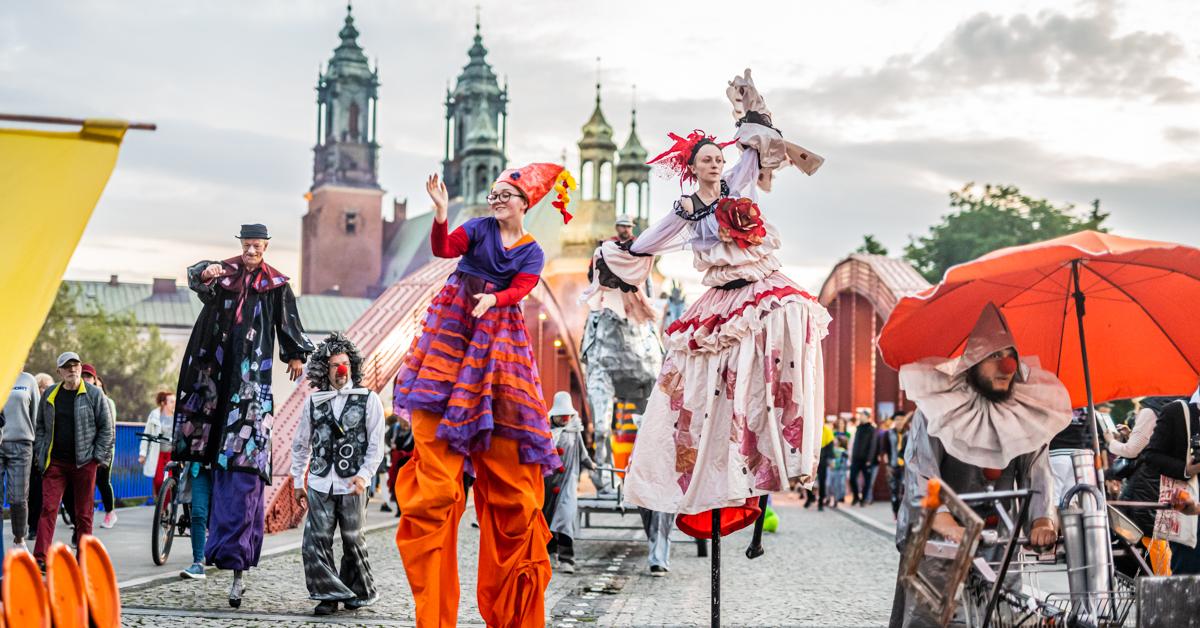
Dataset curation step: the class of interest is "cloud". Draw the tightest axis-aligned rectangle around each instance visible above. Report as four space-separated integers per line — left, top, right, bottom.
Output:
802 0 1197 115
1164 126 1200 144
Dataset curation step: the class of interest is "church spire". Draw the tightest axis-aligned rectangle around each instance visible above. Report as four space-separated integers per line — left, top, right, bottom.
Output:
443 9 507 207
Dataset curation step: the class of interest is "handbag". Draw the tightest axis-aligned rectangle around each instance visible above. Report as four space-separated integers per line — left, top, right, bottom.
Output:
1153 401 1199 548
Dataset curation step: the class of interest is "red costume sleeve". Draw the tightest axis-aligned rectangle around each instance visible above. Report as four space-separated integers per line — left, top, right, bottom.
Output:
431 219 469 258
492 273 539 308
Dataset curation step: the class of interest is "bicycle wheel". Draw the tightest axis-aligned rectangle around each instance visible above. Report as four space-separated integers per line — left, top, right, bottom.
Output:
151 477 177 565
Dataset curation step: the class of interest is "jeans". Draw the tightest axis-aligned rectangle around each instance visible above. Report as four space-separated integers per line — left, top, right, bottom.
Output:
189 467 212 564
639 508 673 569
849 462 874 504
0 441 33 540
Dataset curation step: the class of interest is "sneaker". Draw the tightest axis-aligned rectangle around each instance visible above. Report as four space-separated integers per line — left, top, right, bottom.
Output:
180 563 206 579
100 511 118 529
13 540 28 553
313 600 338 616
558 559 576 574
649 565 667 577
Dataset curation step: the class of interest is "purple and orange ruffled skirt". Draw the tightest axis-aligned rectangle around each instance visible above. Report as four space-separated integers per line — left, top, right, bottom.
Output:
393 271 560 472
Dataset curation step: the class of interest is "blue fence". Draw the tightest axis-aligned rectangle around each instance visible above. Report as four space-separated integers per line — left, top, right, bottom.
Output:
109 421 155 503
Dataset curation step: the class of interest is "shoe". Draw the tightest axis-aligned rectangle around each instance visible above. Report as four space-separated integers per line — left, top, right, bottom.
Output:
344 598 369 610
228 576 244 608
13 540 28 553
470 519 479 529
180 563 206 579
558 559 576 574
100 511 118 529
394 508 401 518
380 503 392 512
313 600 338 616
649 565 667 577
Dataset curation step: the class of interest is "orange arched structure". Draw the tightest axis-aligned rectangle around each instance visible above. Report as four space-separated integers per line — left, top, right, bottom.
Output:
265 258 590 532
818 254 930 421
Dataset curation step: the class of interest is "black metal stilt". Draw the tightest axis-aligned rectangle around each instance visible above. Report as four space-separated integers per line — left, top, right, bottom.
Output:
745 495 769 559
711 508 721 628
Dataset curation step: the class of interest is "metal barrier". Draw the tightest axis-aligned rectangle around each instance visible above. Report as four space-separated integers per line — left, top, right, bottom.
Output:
108 421 155 503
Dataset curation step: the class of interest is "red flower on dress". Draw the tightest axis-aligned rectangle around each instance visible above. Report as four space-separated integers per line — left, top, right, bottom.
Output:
714 197 767 249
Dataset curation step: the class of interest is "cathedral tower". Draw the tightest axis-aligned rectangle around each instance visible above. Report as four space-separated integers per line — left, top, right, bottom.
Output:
442 15 508 212
301 4 384 297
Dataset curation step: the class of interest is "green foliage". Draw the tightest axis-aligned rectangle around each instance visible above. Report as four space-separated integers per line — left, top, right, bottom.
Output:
855 234 889 256
25 284 174 420
904 183 1110 283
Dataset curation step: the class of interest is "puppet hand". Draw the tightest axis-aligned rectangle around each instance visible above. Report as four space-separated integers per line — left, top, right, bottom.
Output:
471 293 497 318
350 476 367 495
287 359 304 381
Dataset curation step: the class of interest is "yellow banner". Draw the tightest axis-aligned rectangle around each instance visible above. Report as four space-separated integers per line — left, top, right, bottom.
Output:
0 120 128 393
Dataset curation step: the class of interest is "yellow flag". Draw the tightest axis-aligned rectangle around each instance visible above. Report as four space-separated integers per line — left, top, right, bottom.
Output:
0 119 129 393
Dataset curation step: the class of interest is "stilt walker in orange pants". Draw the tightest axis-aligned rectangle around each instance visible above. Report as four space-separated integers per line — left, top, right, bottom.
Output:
393 163 576 627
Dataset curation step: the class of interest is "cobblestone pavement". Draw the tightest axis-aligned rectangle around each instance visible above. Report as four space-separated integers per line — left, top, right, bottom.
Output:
121 492 898 627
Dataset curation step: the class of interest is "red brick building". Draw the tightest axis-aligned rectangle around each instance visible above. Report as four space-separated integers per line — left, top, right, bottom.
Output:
818 254 930 421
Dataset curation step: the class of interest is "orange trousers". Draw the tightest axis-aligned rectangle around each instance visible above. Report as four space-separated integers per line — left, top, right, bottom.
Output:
395 409 552 627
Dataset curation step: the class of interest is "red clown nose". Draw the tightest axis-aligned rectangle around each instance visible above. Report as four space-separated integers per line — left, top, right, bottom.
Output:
336 364 349 377
998 356 1018 375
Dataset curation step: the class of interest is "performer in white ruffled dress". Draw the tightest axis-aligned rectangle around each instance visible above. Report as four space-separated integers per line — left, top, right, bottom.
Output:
585 70 830 536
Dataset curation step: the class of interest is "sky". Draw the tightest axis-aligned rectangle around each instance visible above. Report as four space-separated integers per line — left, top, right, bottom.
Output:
4 0 1197 293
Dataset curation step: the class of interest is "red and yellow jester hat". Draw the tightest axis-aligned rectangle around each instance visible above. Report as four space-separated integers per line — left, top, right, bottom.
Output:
493 163 578 224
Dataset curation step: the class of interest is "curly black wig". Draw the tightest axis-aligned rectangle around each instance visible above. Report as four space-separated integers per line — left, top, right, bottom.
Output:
306 332 365 391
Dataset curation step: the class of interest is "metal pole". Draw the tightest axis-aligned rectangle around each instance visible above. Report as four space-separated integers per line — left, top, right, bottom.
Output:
711 508 721 628
982 492 1031 628
1071 261 1103 484
745 495 769 559
0 113 156 130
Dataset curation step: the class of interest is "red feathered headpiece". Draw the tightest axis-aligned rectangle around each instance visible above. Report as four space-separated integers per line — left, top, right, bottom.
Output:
494 163 578 224
646 129 735 187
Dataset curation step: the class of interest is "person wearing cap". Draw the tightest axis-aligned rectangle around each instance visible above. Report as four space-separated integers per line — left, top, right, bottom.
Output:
77 364 119 529
392 164 574 626
1 371 39 551
31 352 114 565
290 332 385 616
889 303 1072 627
542 391 595 575
171 223 315 607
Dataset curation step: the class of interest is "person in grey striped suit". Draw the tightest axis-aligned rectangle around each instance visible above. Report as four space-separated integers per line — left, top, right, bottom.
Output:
291 333 385 617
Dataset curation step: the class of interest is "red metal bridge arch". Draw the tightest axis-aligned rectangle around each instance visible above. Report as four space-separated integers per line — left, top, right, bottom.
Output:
263 258 590 532
818 254 930 421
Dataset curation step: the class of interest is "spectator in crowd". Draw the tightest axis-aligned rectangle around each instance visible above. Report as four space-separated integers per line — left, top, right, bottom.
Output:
542 392 596 575
32 352 114 566
384 414 414 516
826 435 850 508
180 461 214 580
139 391 176 501
805 419 835 511
887 413 911 520
849 410 878 507
78 365 119 529
1136 384 1200 575
34 373 54 395
2 372 40 551
868 416 893 506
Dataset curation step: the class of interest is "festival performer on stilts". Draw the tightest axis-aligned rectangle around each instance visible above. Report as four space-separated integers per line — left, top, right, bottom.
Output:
589 69 827 620
392 163 575 627
291 332 385 616
172 223 315 608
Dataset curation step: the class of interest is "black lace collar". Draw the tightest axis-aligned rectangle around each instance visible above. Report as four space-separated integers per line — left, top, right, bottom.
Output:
674 180 729 221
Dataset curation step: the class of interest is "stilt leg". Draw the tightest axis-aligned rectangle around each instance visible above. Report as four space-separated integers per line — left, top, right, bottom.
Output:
711 508 721 628
745 495 769 559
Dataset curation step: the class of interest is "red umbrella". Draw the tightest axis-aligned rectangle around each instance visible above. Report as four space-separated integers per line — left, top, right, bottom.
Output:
879 230 1200 409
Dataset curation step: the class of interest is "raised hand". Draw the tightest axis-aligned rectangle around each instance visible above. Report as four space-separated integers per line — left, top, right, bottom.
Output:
426 174 449 223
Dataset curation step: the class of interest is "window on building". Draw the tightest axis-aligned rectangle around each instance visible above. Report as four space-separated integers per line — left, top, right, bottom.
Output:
349 102 361 141
345 211 358 235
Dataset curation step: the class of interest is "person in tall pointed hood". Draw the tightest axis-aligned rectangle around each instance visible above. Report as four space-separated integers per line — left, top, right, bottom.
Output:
291 333 385 616
392 163 574 627
889 302 1072 627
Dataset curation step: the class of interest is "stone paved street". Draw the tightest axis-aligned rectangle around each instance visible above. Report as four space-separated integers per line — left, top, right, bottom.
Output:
120 492 898 627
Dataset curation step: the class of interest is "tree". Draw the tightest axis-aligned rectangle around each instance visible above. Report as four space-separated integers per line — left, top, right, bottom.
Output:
25 284 175 420
904 183 1109 283
855 234 889 256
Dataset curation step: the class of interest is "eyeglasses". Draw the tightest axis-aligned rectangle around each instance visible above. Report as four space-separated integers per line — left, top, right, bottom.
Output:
486 190 524 204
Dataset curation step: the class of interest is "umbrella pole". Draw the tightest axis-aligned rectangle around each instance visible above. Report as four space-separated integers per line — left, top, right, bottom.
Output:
1071 260 1104 485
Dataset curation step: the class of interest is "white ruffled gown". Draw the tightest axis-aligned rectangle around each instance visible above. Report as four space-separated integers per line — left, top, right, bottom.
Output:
593 148 831 519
